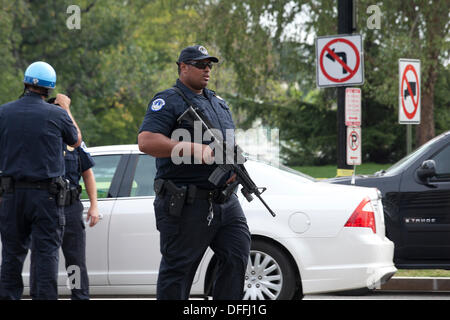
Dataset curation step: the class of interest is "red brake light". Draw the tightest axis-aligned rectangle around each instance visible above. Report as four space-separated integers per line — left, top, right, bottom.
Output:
345 197 376 233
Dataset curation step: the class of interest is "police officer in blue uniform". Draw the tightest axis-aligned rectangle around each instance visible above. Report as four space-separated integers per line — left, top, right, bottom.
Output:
0 61 81 300
60 142 99 300
138 45 251 300
30 139 99 300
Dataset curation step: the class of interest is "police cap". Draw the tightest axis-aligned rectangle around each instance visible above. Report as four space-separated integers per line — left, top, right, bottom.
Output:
177 45 219 63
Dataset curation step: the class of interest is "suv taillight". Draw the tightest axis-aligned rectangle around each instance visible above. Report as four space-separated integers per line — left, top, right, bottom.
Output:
344 197 376 233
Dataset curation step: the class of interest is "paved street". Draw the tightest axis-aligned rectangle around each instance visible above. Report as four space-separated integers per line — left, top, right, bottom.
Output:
78 291 450 300
305 291 450 300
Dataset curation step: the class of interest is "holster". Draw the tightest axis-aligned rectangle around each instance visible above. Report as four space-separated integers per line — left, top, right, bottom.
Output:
166 181 187 217
49 177 70 207
0 177 14 194
154 179 187 217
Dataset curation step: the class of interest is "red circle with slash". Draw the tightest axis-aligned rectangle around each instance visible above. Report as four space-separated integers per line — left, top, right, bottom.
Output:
401 64 420 120
319 38 360 83
348 130 360 151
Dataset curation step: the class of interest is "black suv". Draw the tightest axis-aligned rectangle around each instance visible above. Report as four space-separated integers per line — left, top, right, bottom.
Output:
328 131 450 269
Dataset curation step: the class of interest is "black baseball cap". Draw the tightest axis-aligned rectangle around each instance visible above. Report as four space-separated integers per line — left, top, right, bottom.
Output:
177 45 219 63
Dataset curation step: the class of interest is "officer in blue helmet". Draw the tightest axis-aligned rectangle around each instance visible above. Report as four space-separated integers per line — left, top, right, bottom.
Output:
30 139 99 300
0 61 81 299
138 45 251 300
28 90 100 298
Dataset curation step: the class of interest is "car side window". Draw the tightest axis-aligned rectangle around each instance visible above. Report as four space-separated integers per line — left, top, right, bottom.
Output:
431 144 450 177
130 155 157 197
80 155 122 199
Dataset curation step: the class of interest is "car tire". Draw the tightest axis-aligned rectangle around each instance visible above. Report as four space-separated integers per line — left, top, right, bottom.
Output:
243 239 299 300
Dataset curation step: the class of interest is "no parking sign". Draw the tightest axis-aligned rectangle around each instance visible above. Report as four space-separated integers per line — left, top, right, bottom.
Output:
399 59 421 124
347 126 361 166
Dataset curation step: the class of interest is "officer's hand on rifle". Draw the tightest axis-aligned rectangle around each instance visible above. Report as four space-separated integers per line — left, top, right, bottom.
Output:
226 173 237 184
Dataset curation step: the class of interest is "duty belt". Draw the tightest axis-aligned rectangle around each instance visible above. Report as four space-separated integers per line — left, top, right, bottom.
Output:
153 179 234 224
154 179 222 202
0 176 69 207
14 180 53 190
0 177 53 192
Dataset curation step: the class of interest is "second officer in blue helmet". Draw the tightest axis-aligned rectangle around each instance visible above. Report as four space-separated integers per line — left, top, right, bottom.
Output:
0 61 82 299
30 101 100 300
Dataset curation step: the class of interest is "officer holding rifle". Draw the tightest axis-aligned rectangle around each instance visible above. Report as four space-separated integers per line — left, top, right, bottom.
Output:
138 45 251 300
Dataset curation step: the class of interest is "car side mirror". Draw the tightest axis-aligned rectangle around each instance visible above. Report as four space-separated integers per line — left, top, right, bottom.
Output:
417 159 436 181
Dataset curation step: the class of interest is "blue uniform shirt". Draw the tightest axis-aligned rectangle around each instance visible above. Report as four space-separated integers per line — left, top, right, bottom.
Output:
0 92 78 181
139 79 236 189
63 142 95 188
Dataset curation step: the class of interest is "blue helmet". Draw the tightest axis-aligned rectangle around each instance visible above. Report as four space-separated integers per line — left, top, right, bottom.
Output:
23 61 57 89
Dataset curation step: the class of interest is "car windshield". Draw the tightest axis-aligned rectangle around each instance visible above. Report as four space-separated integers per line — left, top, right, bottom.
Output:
384 133 447 176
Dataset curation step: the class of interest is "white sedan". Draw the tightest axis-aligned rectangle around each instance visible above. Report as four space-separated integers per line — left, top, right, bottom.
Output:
3 145 396 299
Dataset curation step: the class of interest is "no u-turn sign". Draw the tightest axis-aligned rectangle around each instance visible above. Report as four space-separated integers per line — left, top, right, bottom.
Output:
399 59 421 124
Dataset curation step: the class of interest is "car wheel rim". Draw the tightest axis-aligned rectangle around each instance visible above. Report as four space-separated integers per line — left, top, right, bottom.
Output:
243 250 283 300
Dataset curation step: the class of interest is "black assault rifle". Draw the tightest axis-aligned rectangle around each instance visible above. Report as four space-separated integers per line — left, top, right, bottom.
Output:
176 105 276 217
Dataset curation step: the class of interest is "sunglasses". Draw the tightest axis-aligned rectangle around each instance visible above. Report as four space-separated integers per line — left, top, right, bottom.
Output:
185 60 214 70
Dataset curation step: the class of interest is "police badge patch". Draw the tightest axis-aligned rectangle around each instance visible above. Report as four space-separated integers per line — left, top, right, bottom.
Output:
198 46 208 55
151 98 165 112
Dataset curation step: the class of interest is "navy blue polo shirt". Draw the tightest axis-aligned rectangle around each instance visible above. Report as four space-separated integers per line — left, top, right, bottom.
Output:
0 92 78 181
63 142 95 188
139 79 236 189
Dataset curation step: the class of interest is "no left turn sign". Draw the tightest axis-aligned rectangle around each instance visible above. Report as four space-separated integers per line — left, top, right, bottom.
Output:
316 34 364 88
399 59 421 124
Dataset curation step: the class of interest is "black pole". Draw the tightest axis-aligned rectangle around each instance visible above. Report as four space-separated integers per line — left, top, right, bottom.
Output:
336 0 355 173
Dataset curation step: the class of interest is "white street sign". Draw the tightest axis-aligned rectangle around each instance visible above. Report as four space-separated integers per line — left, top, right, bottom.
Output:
316 34 364 88
345 88 361 126
347 126 361 166
399 59 420 124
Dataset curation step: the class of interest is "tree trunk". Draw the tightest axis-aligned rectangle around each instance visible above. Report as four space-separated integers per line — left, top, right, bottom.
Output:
416 78 436 146
414 1 448 147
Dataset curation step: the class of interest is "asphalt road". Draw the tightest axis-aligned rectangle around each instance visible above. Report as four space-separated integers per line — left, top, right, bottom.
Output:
80 291 450 300
304 291 450 300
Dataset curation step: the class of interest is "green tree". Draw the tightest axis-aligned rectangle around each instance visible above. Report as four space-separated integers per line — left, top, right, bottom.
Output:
0 0 205 146
197 0 449 164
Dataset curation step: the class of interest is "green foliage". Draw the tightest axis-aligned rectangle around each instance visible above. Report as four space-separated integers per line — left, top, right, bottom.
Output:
0 0 202 146
0 0 448 166
199 0 449 165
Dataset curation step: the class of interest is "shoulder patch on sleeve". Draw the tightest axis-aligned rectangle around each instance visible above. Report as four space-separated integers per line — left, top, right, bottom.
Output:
80 141 89 152
150 98 166 112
